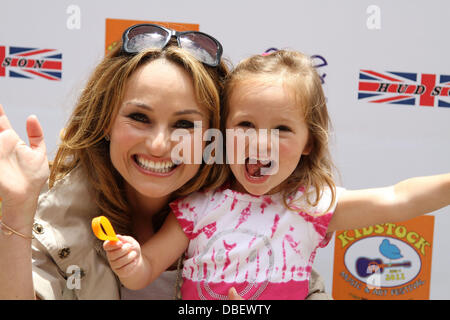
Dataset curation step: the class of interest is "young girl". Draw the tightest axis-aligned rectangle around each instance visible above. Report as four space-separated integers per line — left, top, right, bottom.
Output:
104 50 450 300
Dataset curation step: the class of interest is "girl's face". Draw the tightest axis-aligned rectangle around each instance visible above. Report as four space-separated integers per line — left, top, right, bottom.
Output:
226 78 311 196
109 59 208 200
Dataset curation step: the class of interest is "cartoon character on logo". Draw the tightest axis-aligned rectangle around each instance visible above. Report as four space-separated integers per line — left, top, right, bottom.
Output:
355 238 412 279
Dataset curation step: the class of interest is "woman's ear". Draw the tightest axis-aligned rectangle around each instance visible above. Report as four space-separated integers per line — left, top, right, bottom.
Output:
104 129 111 141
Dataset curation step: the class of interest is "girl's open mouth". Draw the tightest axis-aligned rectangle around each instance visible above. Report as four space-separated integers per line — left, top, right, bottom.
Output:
244 157 274 182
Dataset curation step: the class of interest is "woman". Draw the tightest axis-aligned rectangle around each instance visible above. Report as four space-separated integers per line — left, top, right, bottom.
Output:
0 23 329 300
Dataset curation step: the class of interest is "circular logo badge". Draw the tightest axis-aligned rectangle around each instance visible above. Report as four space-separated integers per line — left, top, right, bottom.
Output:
344 236 421 288
195 228 274 300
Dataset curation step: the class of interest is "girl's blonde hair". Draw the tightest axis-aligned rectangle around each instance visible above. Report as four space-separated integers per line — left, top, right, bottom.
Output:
49 41 230 234
223 50 336 212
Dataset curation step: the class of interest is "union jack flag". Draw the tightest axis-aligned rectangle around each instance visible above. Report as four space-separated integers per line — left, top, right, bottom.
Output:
358 70 450 108
0 46 62 81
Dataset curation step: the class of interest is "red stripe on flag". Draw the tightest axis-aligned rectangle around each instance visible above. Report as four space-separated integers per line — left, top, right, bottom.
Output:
17 49 54 57
387 84 398 93
0 46 5 77
9 58 60 70
405 85 417 94
23 69 58 81
361 70 402 82
358 81 379 91
420 74 436 107
42 60 62 70
26 59 37 68
371 95 411 103
441 87 450 97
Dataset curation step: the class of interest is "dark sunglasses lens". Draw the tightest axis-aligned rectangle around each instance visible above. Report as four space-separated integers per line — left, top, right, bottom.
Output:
179 33 219 66
126 25 170 52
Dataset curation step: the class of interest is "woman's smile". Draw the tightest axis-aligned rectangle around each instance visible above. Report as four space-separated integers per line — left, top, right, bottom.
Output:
133 154 178 176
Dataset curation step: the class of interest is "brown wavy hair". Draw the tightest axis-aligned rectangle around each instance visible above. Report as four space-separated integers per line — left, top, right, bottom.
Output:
49 41 230 235
223 50 336 213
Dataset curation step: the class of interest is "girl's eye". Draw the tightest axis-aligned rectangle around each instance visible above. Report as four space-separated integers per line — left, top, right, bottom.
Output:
275 125 292 132
174 120 195 129
237 121 254 128
128 112 149 123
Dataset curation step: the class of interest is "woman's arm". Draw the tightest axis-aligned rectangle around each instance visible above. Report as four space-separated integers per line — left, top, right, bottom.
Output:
0 104 49 299
104 212 189 290
328 173 450 233
0 206 36 299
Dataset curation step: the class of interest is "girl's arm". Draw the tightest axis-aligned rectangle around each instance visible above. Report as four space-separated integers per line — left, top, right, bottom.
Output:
104 212 189 290
327 173 450 233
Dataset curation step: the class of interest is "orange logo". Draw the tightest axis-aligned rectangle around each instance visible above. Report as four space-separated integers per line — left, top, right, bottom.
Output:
332 215 434 300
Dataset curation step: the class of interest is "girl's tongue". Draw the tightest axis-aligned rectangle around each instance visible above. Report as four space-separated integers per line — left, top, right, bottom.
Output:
245 158 271 177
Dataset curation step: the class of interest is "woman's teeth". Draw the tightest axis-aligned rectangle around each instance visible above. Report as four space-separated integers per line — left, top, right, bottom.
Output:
135 156 176 173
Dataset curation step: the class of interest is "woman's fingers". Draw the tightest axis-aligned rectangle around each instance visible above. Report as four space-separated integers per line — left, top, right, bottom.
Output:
26 115 46 152
0 104 46 152
0 104 13 132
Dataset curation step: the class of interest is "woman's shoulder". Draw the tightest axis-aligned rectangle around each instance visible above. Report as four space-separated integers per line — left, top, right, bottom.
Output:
34 165 99 255
36 165 97 221
34 165 98 262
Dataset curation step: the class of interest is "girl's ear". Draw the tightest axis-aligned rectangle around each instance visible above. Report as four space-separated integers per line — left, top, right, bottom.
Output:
302 136 313 155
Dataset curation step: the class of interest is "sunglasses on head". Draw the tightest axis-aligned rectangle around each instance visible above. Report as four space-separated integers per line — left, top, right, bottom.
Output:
121 23 223 67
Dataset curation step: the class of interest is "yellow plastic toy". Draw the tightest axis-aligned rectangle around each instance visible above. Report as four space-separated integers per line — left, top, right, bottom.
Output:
91 216 119 242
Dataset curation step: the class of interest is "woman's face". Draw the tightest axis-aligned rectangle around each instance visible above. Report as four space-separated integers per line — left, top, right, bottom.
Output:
109 58 209 200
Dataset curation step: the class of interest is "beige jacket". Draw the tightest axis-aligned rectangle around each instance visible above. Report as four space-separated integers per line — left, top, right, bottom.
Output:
32 166 120 299
31 166 331 300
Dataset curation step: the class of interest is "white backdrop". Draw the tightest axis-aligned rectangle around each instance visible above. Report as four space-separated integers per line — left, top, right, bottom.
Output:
1 0 449 299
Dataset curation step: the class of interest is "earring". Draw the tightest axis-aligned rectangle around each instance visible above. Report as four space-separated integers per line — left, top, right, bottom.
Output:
105 134 110 141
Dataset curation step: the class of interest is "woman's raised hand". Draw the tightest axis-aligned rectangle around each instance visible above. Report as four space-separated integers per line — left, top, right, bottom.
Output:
0 104 49 225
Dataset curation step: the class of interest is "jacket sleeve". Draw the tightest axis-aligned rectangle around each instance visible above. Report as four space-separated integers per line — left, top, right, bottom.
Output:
305 268 332 300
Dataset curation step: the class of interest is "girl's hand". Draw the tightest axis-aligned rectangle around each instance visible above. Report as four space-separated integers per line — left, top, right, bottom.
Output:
0 104 49 225
228 287 245 300
103 235 143 279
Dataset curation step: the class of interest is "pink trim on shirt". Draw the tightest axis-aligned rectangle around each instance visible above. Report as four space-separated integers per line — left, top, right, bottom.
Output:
181 278 309 300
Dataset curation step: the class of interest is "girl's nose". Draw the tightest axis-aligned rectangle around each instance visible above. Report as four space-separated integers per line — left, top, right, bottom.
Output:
256 129 271 157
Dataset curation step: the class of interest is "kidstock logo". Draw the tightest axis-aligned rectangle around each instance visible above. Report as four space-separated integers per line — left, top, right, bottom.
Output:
358 70 450 108
0 45 62 80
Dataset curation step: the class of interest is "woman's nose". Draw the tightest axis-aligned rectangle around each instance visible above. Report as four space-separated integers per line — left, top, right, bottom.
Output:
147 129 171 157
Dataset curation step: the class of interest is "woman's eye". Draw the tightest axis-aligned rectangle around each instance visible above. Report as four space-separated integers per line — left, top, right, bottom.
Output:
237 121 254 128
275 125 292 132
174 120 195 129
128 113 149 123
